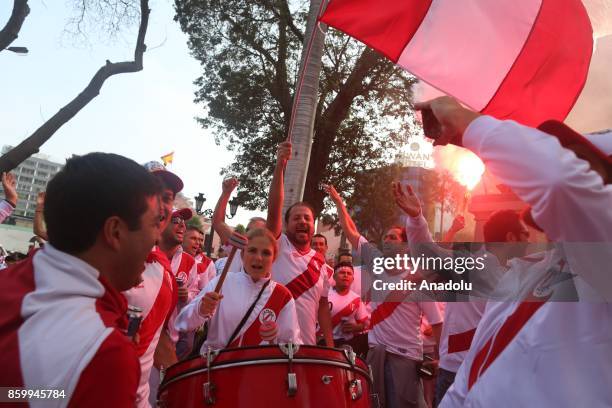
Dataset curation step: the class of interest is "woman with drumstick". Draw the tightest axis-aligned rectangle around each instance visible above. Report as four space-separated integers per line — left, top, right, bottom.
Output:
175 228 301 350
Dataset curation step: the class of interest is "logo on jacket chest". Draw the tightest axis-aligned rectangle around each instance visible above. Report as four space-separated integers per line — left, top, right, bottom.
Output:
259 308 277 323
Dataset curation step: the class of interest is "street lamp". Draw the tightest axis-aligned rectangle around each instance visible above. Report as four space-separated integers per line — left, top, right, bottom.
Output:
228 198 239 219
194 193 206 215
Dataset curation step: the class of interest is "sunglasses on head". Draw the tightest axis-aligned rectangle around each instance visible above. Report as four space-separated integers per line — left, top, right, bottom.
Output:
171 217 185 225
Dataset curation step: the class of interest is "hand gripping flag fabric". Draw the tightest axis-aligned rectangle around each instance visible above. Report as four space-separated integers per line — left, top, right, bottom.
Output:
320 0 597 126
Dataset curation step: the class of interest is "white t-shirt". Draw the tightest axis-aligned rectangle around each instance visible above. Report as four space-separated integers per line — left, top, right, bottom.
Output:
271 234 330 345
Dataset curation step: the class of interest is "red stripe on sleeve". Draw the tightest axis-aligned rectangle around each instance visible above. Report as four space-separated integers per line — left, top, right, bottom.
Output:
69 330 140 407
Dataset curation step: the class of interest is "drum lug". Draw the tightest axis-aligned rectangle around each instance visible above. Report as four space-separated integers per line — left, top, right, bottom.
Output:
321 375 333 385
203 382 216 405
279 342 299 397
349 378 363 401
287 372 298 397
203 347 219 405
343 348 356 368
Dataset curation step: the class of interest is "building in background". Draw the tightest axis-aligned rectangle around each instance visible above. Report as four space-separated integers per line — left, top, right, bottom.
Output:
0 146 63 227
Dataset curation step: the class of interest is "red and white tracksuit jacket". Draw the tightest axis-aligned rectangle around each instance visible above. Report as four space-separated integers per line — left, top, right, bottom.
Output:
441 116 612 407
122 247 176 408
175 270 301 349
196 254 216 290
166 247 200 342
0 245 140 407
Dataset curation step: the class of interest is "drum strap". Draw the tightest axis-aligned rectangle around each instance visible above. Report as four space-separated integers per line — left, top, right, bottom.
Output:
226 279 271 348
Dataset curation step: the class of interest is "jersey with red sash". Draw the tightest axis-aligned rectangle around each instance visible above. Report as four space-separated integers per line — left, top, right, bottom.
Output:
271 234 330 345
367 271 442 360
175 271 301 349
441 250 612 407
122 247 176 408
0 244 140 407
196 254 216 290
326 288 369 341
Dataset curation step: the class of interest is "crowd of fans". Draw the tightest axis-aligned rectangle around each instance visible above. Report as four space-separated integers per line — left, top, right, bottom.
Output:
0 96 611 407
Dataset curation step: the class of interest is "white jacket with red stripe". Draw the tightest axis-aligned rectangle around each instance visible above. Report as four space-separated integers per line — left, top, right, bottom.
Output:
0 245 140 407
122 248 176 408
175 270 301 350
441 116 612 407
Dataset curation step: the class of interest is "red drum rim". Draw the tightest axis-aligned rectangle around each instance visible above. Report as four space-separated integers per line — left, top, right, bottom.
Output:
159 345 372 393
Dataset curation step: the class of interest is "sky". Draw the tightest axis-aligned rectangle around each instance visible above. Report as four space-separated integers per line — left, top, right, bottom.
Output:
0 0 264 226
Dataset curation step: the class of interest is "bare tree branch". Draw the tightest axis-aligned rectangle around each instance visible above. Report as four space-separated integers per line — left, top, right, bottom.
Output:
0 0 30 52
0 0 150 173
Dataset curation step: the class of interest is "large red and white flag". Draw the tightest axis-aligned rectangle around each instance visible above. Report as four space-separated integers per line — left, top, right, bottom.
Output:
320 0 602 126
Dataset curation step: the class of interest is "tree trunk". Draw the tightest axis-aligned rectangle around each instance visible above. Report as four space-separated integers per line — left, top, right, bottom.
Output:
0 0 150 174
0 0 29 53
282 0 327 215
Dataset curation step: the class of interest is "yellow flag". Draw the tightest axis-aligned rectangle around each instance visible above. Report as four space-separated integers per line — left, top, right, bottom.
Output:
160 151 174 166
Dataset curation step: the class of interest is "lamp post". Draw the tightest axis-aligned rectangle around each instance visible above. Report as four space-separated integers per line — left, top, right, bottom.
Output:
194 193 239 257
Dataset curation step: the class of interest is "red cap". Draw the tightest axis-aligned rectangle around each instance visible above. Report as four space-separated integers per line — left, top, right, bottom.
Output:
143 161 184 194
172 207 193 221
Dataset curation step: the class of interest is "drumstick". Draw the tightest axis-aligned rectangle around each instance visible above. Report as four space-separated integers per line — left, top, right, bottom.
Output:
214 232 248 293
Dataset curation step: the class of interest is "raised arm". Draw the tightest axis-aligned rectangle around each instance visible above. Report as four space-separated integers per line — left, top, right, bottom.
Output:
1 172 17 224
267 141 292 238
33 192 48 241
442 215 465 243
322 184 361 249
212 178 239 245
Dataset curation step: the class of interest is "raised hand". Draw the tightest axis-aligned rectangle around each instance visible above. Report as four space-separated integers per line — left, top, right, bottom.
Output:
450 215 466 232
392 181 422 217
1 172 17 205
414 96 481 147
222 177 239 194
321 183 342 204
277 141 292 167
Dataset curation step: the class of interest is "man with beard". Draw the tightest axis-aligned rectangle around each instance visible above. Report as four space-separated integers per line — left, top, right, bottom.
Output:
324 183 443 408
416 96 612 407
123 161 183 407
0 153 163 406
264 142 334 347
158 207 202 361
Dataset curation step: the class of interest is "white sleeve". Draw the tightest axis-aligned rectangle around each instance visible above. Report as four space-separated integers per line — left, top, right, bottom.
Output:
464 116 612 298
463 116 612 242
406 214 434 243
0 200 14 224
276 297 302 344
419 301 443 326
175 276 219 332
355 235 368 259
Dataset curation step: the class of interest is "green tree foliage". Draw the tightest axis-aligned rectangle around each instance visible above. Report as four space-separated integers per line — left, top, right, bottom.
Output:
345 164 403 244
174 0 418 216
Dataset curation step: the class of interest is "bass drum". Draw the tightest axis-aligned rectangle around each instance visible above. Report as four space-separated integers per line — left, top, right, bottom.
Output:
158 344 372 407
